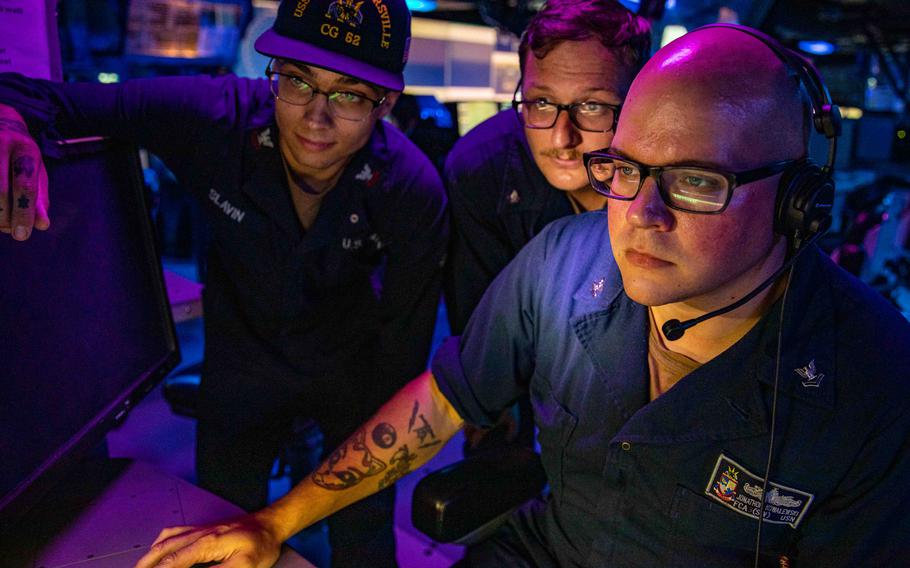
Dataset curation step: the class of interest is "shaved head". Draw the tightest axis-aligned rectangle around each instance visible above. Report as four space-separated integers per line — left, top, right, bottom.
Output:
606 25 812 313
619 26 809 168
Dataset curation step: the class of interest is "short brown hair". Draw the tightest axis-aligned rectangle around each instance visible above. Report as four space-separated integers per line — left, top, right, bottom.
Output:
519 0 651 76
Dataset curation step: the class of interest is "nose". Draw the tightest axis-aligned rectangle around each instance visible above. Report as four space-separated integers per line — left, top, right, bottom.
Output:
625 176 674 231
550 109 583 150
303 92 334 126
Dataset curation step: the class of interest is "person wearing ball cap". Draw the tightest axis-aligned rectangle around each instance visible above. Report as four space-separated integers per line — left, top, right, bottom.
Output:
0 0 447 565
139 21 910 568
255 0 411 91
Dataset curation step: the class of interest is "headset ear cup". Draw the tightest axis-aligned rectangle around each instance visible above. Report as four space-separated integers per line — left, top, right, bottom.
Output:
775 161 834 241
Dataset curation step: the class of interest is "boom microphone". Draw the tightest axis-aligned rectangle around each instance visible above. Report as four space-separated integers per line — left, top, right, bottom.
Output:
661 233 822 342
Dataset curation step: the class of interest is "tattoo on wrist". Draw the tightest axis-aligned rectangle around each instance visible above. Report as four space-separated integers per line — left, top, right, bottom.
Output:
378 445 417 490
17 195 29 209
0 118 29 136
13 156 36 179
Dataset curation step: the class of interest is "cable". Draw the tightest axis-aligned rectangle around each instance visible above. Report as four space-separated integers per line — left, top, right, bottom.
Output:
753 266 795 568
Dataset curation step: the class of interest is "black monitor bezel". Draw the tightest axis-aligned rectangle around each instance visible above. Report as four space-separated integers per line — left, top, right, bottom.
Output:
0 136 181 526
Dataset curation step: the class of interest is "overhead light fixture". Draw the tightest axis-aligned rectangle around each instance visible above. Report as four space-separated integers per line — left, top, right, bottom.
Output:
797 40 836 56
406 0 437 12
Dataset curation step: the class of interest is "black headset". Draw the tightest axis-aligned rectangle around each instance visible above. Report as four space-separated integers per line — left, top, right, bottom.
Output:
662 25 843 343
669 26 842 567
696 23 842 250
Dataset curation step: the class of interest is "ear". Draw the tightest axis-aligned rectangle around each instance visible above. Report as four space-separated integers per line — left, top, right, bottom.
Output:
375 91 401 120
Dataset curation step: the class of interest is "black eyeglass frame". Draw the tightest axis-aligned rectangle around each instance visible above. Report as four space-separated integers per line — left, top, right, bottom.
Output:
510 80 621 134
582 150 801 214
264 63 386 122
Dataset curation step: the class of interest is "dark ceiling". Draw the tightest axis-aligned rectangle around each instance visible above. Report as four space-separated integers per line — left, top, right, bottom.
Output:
763 0 910 55
422 0 910 55
419 0 909 107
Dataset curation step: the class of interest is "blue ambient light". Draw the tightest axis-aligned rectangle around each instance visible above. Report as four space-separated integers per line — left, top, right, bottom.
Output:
406 0 437 12
798 41 836 56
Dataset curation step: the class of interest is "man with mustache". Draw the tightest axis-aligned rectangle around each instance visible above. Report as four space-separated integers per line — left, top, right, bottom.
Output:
134 24 910 568
443 0 650 453
444 0 650 336
0 0 446 565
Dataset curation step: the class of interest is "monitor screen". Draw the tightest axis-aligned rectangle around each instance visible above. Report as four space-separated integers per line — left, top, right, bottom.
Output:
455 101 500 137
0 137 179 524
125 0 245 65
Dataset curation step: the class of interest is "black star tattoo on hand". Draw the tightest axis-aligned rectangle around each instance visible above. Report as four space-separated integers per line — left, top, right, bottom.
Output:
13 156 36 179
17 195 29 209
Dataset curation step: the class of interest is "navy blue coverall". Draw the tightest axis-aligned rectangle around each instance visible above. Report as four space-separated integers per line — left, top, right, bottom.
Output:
0 73 448 567
433 212 910 567
443 109 574 335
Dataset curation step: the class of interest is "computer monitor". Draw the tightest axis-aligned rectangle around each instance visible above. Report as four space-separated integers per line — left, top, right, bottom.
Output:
455 101 500 137
0 137 179 526
125 0 245 66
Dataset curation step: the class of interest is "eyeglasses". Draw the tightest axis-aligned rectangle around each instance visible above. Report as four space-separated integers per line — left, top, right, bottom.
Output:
583 150 799 214
511 81 620 133
265 64 386 122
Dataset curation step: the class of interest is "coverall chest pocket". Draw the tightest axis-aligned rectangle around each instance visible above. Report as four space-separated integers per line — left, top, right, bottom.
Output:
534 392 578 506
669 485 794 567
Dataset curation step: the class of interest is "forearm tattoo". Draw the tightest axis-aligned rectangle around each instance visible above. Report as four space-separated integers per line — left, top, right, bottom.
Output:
378 445 417 490
0 117 29 137
311 400 443 492
312 428 387 490
372 422 397 449
408 401 441 449
408 400 419 432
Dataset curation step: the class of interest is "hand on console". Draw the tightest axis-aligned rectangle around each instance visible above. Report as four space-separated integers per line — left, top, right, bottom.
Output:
133 512 282 568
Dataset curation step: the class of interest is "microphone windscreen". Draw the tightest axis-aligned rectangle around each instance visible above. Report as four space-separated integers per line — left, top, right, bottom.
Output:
662 319 685 342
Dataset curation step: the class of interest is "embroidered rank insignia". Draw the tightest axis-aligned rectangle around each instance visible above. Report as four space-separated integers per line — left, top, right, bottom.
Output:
795 359 824 388
354 162 381 187
255 127 274 149
705 454 814 529
591 277 606 298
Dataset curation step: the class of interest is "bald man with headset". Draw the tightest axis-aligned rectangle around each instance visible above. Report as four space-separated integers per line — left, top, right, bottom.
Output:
136 24 910 568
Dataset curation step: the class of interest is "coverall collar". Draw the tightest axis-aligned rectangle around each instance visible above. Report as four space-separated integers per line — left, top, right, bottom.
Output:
570 245 836 445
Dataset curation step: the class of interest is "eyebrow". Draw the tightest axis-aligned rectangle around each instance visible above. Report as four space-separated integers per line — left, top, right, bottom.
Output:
609 147 730 171
286 62 375 90
523 84 622 104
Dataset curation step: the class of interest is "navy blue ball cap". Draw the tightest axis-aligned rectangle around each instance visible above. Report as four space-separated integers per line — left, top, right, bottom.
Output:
255 0 411 91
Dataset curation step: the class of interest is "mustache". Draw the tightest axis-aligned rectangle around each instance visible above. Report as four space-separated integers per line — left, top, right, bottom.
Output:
540 148 583 161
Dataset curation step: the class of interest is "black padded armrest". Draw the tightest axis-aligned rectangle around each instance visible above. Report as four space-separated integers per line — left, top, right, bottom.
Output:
411 446 547 544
